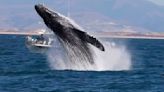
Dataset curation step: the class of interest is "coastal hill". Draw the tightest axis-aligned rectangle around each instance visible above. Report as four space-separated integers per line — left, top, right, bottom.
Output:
0 0 164 32
68 0 164 32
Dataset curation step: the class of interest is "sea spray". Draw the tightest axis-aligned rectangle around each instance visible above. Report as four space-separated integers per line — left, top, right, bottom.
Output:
47 38 131 71
47 37 95 70
93 41 131 71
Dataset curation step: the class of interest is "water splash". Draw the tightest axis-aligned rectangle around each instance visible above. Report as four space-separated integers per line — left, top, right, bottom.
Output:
47 38 131 71
92 41 131 71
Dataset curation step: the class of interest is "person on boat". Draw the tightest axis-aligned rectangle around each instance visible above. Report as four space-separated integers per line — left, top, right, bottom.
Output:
36 34 45 44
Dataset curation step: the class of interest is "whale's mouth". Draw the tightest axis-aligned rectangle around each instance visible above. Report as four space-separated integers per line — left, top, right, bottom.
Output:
35 4 53 20
35 4 58 19
35 4 45 14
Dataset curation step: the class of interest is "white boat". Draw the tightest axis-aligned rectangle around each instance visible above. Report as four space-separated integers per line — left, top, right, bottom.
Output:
26 35 53 48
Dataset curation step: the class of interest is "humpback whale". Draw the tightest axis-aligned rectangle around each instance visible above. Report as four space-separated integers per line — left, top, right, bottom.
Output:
35 4 105 64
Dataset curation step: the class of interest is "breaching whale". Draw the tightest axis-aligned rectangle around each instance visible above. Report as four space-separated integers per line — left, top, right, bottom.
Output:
35 4 105 64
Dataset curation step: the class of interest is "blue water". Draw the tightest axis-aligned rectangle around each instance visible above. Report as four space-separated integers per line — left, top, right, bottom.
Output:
0 35 164 92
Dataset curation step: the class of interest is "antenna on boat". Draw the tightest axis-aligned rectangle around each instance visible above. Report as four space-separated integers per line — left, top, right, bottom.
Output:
67 0 71 17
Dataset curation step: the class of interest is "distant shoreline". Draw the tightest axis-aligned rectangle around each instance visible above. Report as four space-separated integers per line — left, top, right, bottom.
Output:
1 31 164 40
94 32 164 40
97 35 164 40
0 31 40 36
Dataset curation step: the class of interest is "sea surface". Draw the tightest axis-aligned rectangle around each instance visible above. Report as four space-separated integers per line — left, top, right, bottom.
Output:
0 35 164 92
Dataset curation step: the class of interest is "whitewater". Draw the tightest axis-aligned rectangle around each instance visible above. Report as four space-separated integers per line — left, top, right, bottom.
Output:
47 37 131 71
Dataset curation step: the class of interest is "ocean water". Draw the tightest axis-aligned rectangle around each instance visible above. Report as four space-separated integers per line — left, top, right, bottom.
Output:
0 35 164 92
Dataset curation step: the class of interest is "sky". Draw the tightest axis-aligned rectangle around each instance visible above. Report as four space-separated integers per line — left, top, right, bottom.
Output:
0 0 164 7
149 0 164 5
0 0 164 32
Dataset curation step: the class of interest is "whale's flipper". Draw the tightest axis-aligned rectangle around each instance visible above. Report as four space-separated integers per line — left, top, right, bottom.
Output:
73 28 105 51
85 34 105 51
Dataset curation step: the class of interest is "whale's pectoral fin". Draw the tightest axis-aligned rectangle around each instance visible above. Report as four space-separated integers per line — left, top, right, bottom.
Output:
85 34 105 51
74 28 105 51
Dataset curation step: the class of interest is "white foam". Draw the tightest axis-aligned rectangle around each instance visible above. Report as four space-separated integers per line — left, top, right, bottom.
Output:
92 41 131 71
47 40 131 71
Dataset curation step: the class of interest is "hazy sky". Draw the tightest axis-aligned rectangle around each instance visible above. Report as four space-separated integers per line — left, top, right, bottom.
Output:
0 0 164 30
0 0 164 5
0 0 164 9
149 0 164 5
